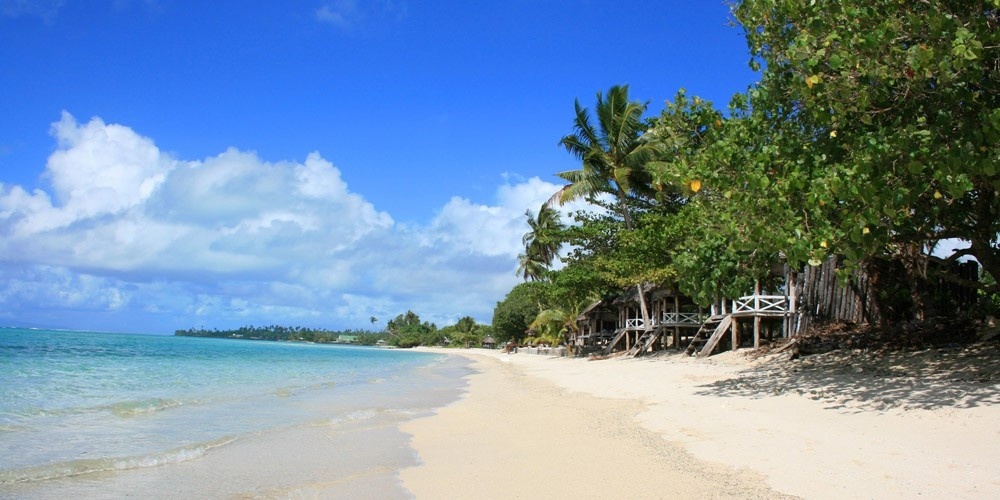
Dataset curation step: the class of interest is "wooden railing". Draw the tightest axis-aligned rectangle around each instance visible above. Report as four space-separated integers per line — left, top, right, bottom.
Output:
624 318 649 330
660 312 703 325
624 312 703 330
732 294 790 316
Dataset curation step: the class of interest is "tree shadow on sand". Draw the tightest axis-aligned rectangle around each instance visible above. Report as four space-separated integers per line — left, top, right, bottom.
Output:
696 342 1000 412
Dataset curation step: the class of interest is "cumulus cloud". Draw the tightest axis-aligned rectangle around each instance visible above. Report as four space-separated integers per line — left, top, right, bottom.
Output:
0 113 567 331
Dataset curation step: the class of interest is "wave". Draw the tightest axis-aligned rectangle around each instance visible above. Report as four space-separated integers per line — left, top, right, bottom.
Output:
108 397 189 417
9 396 200 421
326 408 383 427
0 436 236 485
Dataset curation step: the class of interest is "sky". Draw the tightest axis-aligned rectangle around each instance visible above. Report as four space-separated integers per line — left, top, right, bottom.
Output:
0 0 760 334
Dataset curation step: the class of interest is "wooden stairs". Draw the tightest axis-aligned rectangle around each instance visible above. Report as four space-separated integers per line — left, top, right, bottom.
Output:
684 314 733 357
627 325 667 357
600 328 628 355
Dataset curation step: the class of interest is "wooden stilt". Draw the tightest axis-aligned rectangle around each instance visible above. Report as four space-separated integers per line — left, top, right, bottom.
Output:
731 318 740 351
754 315 761 348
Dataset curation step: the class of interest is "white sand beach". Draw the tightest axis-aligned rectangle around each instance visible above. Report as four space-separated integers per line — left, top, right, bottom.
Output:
401 345 1000 499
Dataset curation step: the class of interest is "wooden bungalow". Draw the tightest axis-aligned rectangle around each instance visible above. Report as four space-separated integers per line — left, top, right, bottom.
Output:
684 256 981 357
576 270 800 358
574 299 618 348
575 285 704 356
575 255 981 359
482 335 496 349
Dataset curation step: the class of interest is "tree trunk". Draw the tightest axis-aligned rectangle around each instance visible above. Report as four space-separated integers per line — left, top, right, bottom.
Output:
616 189 633 231
636 283 651 332
968 183 1000 289
900 244 927 321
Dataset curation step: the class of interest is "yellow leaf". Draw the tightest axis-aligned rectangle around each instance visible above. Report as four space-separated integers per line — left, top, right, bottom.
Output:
829 130 837 138
933 190 943 199
689 179 702 193
820 240 828 248
862 227 870 235
808 258 822 266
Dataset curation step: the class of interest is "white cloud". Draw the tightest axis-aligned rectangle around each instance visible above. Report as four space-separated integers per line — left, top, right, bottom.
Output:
315 0 407 30
315 1 353 28
0 113 574 331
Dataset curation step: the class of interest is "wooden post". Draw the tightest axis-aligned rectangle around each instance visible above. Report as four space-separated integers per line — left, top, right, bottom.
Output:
753 315 761 348
731 317 740 351
788 267 799 337
673 295 680 349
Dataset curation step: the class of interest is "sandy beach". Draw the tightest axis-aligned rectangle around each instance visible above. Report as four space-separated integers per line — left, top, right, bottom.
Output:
401 344 1000 499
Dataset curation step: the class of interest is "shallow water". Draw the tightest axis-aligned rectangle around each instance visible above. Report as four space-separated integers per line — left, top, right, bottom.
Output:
0 328 470 497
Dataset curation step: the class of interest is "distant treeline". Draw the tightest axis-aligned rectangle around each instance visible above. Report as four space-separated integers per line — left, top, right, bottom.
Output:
175 325 388 345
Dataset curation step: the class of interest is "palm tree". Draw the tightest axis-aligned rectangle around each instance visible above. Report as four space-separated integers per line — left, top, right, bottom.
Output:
516 204 565 281
551 84 657 230
516 250 548 281
552 84 657 329
528 301 587 347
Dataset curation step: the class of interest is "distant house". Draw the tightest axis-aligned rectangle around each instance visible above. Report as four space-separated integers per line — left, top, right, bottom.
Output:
336 334 358 344
375 339 388 348
482 335 496 349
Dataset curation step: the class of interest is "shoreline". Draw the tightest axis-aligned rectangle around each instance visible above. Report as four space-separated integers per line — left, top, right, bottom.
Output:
0 348 471 499
402 345 1000 499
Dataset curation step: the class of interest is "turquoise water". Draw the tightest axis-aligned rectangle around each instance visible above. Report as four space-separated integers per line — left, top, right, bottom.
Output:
0 328 468 494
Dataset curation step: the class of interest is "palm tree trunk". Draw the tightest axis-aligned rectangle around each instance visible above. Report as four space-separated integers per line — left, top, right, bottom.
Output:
618 188 650 332
616 188 634 233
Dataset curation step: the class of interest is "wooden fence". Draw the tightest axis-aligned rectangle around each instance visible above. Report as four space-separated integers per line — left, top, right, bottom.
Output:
795 255 980 331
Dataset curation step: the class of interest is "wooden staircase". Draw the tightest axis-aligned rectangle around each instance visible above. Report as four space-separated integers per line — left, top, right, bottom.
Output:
600 328 628 355
684 314 733 357
627 325 666 357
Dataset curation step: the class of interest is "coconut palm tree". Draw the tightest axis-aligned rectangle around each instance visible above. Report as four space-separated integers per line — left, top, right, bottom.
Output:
552 84 658 330
516 250 548 282
528 302 586 346
551 84 657 230
516 204 565 281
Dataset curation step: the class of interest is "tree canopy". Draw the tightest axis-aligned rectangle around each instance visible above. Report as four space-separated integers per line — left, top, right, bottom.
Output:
494 1 998 331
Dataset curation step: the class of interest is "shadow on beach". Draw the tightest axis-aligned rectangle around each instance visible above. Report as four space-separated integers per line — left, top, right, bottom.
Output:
696 341 1000 412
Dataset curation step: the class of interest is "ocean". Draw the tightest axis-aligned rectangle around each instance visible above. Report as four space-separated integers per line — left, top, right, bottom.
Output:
0 328 471 498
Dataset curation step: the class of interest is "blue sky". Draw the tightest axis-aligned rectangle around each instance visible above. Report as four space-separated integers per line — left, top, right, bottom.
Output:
0 0 759 334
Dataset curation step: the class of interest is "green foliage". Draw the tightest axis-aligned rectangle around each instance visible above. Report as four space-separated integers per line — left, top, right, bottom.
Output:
517 204 566 281
492 281 551 343
500 3 1000 329
174 325 385 345
438 316 492 347
385 310 439 348
729 0 1000 284
555 84 659 229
